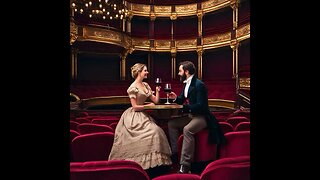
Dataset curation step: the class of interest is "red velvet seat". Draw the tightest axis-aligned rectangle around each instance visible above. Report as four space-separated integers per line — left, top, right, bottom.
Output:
70 121 80 132
70 160 150 180
218 131 250 159
74 117 91 124
91 118 119 126
70 130 80 162
152 173 200 180
178 129 217 163
77 123 114 134
218 122 234 134
200 156 250 180
71 132 114 162
109 122 118 130
234 122 250 131
225 116 249 128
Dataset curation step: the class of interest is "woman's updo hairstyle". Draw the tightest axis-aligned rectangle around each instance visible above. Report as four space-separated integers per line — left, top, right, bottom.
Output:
131 63 146 79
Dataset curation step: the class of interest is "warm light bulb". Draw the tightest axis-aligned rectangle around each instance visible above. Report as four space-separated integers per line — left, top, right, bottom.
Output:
89 1 92 6
85 3 88 7
89 14 92 18
74 8 78 12
99 4 102 8
102 8 105 12
103 16 106 19
110 16 113 19
72 3 75 7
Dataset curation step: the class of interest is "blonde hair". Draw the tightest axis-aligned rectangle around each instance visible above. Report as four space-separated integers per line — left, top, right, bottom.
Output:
131 63 146 79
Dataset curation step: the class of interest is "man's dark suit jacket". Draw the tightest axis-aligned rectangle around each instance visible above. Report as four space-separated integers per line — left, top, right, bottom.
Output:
175 76 226 144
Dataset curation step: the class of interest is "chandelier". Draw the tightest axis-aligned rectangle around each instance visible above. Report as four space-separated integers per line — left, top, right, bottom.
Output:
71 0 128 20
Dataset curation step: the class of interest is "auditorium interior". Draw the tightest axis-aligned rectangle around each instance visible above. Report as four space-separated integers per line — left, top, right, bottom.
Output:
70 0 250 179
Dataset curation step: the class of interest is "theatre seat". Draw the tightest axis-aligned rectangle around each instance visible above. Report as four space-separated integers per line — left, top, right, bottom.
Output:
77 123 114 134
71 132 114 162
70 160 150 180
218 131 250 159
178 129 217 163
152 173 200 180
200 156 250 180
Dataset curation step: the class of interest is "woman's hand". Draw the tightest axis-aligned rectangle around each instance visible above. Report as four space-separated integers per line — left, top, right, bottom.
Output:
155 86 161 92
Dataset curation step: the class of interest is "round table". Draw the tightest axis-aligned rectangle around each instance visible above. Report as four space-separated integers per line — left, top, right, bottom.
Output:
144 103 183 121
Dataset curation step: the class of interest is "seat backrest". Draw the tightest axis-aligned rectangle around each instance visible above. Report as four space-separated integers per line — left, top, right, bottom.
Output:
201 162 250 180
218 131 250 159
203 156 250 168
225 116 249 128
74 117 91 124
153 173 200 180
77 123 114 134
92 118 119 126
218 122 234 134
234 122 250 131
71 132 114 162
70 160 150 180
70 121 80 131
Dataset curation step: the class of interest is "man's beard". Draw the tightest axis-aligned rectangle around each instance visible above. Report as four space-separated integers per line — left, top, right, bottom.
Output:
179 73 187 82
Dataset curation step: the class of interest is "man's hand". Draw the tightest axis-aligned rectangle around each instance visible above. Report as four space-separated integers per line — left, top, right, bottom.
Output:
168 92 177 99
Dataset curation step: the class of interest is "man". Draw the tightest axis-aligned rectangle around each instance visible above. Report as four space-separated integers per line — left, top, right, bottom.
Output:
168 61 226 173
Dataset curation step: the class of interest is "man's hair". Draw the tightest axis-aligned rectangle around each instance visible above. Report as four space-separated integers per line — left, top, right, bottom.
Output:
179 61 196 75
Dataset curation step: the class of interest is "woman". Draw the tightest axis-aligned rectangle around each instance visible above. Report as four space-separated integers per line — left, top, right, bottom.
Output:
108 63 172 176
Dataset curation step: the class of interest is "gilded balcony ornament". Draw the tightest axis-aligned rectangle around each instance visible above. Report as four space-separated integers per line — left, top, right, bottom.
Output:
202 0 227 10
70 21 78 45
155 40 170 48
176 39 197 48
150 12 156 21
170 48 177 54
239 77 250 89
230 0 239 9
170 12 177 20
132 4 150 13
203 33 231 45
155 6 171 13
176 4 197 13
236 24 250 38
230 39 238 49
132 38 150 47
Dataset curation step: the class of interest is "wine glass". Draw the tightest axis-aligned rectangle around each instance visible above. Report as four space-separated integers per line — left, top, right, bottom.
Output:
164 83 172 104
155 78 162 87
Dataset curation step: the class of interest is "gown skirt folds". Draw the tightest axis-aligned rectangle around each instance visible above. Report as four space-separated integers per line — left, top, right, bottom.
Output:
109 83 172 170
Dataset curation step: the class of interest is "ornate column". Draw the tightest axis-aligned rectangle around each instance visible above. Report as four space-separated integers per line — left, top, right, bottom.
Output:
71 48 78 80
196 48 203 80
121 49 130 80
126 14 133 35
171 52 177 79
231 0 239 30
230 40 239 107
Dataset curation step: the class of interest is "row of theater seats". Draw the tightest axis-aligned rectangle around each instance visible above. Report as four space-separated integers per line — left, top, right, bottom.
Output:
70 130 250 164
70 156 250 180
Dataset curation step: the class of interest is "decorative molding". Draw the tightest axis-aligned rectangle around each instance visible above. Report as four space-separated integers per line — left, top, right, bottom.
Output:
203 32 231 48
132 38 150 47
175 4 197 15
127 0 231 18
176 39 197 49
155 40 170 49
236 23 250 38
154 6 171 13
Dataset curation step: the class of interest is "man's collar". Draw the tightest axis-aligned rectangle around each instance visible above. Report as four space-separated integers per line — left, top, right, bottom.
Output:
183 74 194 84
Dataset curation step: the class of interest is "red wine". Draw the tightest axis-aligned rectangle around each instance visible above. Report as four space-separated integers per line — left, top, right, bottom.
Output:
164 88 171 93
155 82 161 86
